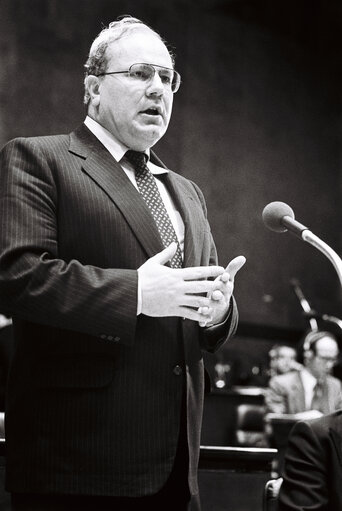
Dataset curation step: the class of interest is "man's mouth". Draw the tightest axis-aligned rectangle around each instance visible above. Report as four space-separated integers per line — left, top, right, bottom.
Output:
141 108 161 116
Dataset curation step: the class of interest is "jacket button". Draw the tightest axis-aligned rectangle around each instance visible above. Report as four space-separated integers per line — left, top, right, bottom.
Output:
114 336 120 342
173 365 183 376
107 335 113 341
100 334 107 340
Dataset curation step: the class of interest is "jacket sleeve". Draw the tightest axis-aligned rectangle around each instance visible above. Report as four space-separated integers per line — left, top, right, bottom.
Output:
279 420 329 511
189 180 239 352
0 137 138 345
265 376 288 414
199 296 238 353
334 380 342 410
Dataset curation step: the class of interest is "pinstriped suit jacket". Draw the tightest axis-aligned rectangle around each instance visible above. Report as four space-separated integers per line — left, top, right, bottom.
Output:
0 123 238 497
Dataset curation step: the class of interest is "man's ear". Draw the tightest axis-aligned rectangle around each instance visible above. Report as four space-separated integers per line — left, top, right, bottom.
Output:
85 75 101 106
304 349 314 363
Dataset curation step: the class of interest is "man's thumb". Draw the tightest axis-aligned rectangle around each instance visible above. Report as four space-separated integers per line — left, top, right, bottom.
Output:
227 255 246 280
150 242 178 265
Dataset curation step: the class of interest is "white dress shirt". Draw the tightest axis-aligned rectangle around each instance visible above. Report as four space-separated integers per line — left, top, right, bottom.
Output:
84 116 185 314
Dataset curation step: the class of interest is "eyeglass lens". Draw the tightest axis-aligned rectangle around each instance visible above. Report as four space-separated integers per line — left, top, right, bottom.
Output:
129 64 180 92
317 355 337 364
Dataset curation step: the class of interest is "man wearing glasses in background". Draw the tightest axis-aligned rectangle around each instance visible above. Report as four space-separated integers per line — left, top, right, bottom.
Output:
0 15 245 511
265 330 342 416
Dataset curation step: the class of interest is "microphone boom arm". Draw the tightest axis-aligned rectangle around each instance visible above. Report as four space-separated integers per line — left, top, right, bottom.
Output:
302 229 342 288
262 201 342 292
291 278 318 331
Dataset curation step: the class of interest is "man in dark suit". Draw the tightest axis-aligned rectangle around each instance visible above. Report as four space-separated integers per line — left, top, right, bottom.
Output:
279 410 342 510
0 15 245 511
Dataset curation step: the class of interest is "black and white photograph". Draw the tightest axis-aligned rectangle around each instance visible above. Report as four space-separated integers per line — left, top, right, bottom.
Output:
0 1 342 510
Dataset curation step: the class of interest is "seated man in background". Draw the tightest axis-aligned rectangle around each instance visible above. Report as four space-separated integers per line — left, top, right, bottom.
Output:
279 410 342 510
265 330 342 416
268 344 300 378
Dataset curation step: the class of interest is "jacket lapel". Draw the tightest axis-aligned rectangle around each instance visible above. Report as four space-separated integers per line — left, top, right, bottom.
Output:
69 125 164 259
329 412 342 467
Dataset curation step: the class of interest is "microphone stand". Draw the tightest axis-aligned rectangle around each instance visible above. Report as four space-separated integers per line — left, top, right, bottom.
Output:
291 279 318 331
304 311 342 332
302 229 342 289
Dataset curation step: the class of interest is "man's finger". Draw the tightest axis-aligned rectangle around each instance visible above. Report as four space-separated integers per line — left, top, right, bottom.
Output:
148 242 178 265
182 265 225 280
212 290 223 301
226 256 246 280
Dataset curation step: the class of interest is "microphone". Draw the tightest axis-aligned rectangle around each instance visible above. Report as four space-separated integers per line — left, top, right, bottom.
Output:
262 201 342 289
262 201 308 238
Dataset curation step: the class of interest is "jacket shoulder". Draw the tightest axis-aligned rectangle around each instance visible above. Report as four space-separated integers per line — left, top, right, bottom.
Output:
326 374 342 389
303 409 342 438
1 134 72 168
2 133 70 151
270 371 299 386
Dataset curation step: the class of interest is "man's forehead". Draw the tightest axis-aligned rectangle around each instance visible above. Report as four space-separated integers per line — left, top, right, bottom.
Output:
278 347 295 356
316 337 339 354
107 30 171 65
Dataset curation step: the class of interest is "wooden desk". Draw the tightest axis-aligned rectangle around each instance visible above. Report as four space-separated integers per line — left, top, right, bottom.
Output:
0 441 276 511
0 439 9 511
199 445 277 511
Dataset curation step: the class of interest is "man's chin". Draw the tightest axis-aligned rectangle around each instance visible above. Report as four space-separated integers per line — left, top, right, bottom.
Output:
131 125 166 149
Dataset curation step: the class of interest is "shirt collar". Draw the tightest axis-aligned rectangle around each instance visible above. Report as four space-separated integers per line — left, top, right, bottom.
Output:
301 367 317 387
84 116 168 175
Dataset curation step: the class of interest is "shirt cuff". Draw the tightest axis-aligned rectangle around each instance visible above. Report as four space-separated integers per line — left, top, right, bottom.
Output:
137 271 142 315
203 299 233 329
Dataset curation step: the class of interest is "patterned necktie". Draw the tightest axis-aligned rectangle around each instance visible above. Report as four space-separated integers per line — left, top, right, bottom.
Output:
125 150 183 268
311 381 324 412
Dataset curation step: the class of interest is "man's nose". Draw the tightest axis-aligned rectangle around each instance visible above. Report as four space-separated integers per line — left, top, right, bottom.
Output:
146 72 164 96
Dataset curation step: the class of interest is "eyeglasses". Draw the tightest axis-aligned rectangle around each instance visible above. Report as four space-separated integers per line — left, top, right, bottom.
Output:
95 63 181 93
316 355 338 365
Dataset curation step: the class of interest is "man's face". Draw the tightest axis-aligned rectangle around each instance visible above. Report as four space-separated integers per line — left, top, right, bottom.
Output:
273 347 297 374
309 336 339 380
95 30 174 151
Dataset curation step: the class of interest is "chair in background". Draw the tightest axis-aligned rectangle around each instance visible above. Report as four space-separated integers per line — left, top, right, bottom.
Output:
263 477 283 511
234 403 267 447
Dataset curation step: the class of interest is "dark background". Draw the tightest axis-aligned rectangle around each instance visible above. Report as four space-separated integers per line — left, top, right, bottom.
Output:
1 0 342 381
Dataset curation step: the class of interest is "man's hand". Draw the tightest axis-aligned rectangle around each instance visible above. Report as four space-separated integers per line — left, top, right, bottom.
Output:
198 255 246 327
138 242 228 322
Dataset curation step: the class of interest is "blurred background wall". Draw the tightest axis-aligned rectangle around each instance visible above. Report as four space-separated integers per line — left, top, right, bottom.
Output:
1 0 341 338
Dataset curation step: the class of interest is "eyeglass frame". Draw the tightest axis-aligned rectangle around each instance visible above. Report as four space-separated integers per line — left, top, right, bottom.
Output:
315 354 338 365
94 62 181 93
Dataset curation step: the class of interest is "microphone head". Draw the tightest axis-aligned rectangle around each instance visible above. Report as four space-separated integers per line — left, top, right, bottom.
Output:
262 201 295 233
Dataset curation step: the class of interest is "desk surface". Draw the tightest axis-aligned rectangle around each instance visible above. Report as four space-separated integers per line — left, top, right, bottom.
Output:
210 386 266 396
199 445 277 472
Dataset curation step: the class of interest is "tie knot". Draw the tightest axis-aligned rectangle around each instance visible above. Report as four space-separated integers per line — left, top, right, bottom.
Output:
125 150 148 175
